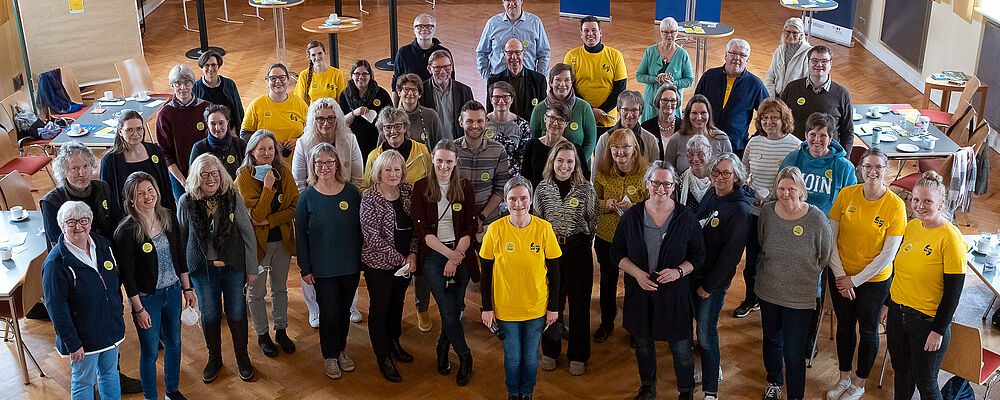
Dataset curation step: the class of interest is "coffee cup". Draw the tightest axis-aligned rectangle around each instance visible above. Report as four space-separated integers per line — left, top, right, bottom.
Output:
988 251 1000 267
11 205 25 220
137 91 150 101
871 126 882 145
923 136 938 150
0 246 12 261
979 236 993 252
103 90 115 100
69 124 83 134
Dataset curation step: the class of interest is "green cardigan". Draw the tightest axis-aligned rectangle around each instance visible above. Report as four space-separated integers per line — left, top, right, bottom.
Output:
635 44 694 122
529 97 598 165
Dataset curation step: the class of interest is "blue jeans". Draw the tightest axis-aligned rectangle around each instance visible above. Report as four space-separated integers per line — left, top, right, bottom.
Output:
760 300 813 400
135 283 183 399
693 284 729 395
169 174 186 202
634 335 695 394
886 301 950 400
70 346 120 400
498 316 545 397
423 251 470 353
189 266 247 324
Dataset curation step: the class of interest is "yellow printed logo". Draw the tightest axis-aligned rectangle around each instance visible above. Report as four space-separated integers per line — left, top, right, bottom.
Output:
481 172 491 181
196 122 205 131
825 169 833 179
142 243 153 253
569 198 580 207
570 122 579 131
421 132 427 142
373 99 381 107
339 201 349 210
903 243 913 252
626 186 637 195
452 203 462 212
103 261 114 270
847 205 858 214
151 155 159 164
505 242 516 252
278 194 283 203
570 56 578 65
264 110 272 117
344 160 350 168
485 129 495 139
102 200 109 210
531 98 539 106
229 213 234 222
710 217 720 227
793 225 804 236
796 97 806 106
227 155 236 164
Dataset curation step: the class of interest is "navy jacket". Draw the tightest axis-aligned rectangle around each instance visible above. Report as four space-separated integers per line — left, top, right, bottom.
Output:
42 233 125 355
99 142 176 212
193 75 245 128
38 69 85 114
391 38 452 90
693 185 754 293
694 66 768 151
611 202 705 342
420 79 475 138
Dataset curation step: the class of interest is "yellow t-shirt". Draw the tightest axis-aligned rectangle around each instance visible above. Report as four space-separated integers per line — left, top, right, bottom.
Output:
889 219 968 317
479 216 562 322
241 94 308 142
293 66 347 103
828 185 907 282
564 46 627 128
723 76 736 108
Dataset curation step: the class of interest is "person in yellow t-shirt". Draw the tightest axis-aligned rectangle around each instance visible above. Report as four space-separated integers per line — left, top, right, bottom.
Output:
886 171 967 400
479 176 560 400
241 63 308 156
293 41 348 104
826 148 906 399
564 16 627 131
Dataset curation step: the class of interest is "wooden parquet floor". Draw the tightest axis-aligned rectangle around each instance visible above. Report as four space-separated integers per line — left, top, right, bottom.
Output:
4 0 1000 399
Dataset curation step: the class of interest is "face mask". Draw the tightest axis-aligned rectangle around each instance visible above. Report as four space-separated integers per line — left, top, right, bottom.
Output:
181 306 201 326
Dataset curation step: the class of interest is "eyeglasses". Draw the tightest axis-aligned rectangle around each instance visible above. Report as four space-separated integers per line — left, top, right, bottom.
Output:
314 160 338 169
648 180 675 189
710 169 734 179
783 29 801 36
202 62 220 69
351 71 371 77
265 75 289 82
808 58 831 66
660 30 678 35
383 123 407 132
491 94 513 101
620 107 641 115
414 24 435 31
64 217 91 228
315 116 337 125
170 80 194 88
727 51 749 59
660 98 678 105
503 50 524 57
860 164 887 172
123 127 144 135
400 87 420 94
544 114 566 124
431 64 453 71
200 170 221 179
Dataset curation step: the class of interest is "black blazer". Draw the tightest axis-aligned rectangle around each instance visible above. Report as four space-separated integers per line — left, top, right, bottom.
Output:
420 78 475 137
114 214 189 297
99 142 176 212
486 68 548 120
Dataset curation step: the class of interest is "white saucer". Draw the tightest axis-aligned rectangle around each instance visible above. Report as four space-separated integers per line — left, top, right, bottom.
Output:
872 106 892 113
853 113 863 121
67 129 88 137
896 143 920 153
878 134 898 142
10 214 28 222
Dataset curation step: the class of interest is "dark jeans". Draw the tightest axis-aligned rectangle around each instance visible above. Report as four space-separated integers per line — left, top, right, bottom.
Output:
828 274 891 379
742 214 761 305
365 266 410 358
595 238 619 329
189 266 247 324
135 283 182 399
315 273 360 359
886 301 950 400
168 174 185 203
760 300 813 400
498 316 545 397
423 251 471 354
633 335 695 394
693 284 729 395
542 236 593 362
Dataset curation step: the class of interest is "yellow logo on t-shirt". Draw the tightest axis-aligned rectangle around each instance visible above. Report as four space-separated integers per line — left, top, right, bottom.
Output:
452 203 462 212
825 169 833 179
485 129 495 139
793 225 804 236
196 122 205 131
531 98 539 106
923 245 933 256
505 242 515 252
570 122 579 131
903 243 913 252
264 110 272 117
229 213 234 222
847 205 858 214
102 200 108 210
339 201 349 210
569 56 578 65
227 155 236 164
569 198 580 207
710 217 719 227
142 243 153 253
344 160 350 168
373 99 381 107
481 172 491 181
103 261 114 270
796 97 806 106
278 194 283 203
421 132 427 142
626 186 637 195
151 155 159 164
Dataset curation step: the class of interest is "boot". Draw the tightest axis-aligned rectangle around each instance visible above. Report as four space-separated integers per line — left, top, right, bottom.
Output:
201 320 223 383
258 332 279 357
436 337 451 375
378 355 402 383
391 340 413 363
230 319 255 382
274 328 296 354
456 352 472 386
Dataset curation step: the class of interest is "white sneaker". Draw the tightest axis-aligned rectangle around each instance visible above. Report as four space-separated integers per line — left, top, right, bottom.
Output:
309 313 320 328
694 368 702 383
718 366 724 381
705 395 718 400
840 385 865 400
826 379 851 400
350 310 362 323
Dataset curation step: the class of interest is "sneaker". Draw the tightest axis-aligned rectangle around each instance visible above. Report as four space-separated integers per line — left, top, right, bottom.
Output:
350 309 363 323
694 368 702 383
733 301 759 318
568 361 585 376
719 366 724 381
338 351 356 372
540 356 556 371
763 384 782 400
840 385 865 400
417 311 433 332
826 379 850 400
324 358 342 379
309 313 320 328
704 396 717 400
165 390 188 400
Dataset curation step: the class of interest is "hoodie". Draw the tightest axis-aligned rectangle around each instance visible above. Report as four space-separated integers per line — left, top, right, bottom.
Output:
780 140 857 214
692 185 755 293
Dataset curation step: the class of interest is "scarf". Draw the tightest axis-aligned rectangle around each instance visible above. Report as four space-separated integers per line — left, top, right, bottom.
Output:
342 81 379 110
783 43 801 65
680 169 711 205
207 133 232 153
186 190 235 259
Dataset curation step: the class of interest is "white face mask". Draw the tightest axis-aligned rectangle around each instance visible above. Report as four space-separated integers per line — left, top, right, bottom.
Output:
181 306 201 326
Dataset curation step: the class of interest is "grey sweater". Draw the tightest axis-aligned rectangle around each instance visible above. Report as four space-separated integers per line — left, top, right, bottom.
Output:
755 201 833 310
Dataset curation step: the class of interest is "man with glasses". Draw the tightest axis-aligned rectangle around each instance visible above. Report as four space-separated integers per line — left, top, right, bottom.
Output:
486 38 547 120
420 50 474 140
392 14 452 105
395 73 445 147
476 0 551 80
564 16 628 135
694 39 769 158
779 45 854 153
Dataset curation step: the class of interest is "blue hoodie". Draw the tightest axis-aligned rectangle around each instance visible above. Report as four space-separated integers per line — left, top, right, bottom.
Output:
780 140 857 214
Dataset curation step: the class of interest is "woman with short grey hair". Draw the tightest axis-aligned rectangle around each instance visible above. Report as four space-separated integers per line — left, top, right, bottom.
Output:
157 64 211 200
593 91 660 174
637 17 694 121
676 135 714 207
42 141 120 246
764 17 812 96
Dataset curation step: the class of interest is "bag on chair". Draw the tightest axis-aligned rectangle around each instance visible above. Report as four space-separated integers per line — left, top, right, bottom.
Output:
941 376 975 400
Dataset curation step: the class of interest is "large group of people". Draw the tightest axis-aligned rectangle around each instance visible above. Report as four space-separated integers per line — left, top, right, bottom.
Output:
37 3 969 400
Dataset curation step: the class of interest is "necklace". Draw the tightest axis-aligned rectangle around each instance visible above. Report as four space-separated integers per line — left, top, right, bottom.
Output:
657 116 675 132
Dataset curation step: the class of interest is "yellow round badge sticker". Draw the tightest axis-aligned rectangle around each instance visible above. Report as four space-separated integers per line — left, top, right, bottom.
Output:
421 132 427 142
485 129 495 139
452 203 462 212
505 242 516 252
151 155 159 164
522 40 530 48
531 98 539 106
847 205 858 214
102 200 109 210
903 243 913 252
339 201 349 210
710 217 720 227
229 213 234 222
277 194 283 203
344 160 350 168
227 155 236 164
373 99 381 107
570 122 579 131
481 172 491 181
103 261 114 270
264 110 272 117
626 186 637 195
569 198 580 207
796 97 806 106
142 243 153 253
793 225 804 236
196 122 205 131
825 169 833 179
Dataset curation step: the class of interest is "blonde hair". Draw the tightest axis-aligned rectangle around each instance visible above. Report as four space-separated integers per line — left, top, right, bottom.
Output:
775 166 808 202
307 142 346 186
186 153 235 199
371 150 406 185
597 129 650 176
542 139 585 185
915 170 947 201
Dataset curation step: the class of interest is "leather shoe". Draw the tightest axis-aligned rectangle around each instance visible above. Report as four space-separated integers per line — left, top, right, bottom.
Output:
378 356 402 383
274 329 296 354
593 325 613 343
391 340 413 363
456 352 473 386
436 340 451 375
258 333 279 357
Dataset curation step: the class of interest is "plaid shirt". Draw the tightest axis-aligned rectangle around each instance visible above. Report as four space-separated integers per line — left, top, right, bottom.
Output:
454 136 510 222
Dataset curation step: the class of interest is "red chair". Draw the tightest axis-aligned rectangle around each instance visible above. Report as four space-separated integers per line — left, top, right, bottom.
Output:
940 323 1000 399
0 128 55 187
918 75 981 126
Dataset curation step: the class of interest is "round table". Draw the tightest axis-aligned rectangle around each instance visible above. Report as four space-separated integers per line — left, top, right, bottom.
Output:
249 0 306 64
778 0 839 42
923 75 989 116
678 21 734 79
301 16 363 69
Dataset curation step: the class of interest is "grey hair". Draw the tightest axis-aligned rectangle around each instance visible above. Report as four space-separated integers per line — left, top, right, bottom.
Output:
685 134 712 154
168 64 196 85
375 106 411 140
56 200 94 225
709 152 748 186
616 90 644 114
659 17 678 30
414 13 436 25
726 38 751 54
53 141 98 184
775 166 808 202
642 160 678 183
782 18 806 44
503 175 533 199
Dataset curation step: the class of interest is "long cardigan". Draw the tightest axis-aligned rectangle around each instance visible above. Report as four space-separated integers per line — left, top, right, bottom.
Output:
114 214 188 297
636 44 694 121
360 182 419 270
411 178 480 281
611 202 705 342
234 165 298 260
99 142 176 212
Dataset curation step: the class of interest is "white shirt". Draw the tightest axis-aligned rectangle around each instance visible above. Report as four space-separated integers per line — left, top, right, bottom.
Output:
63 235 97 271
436 182 456 243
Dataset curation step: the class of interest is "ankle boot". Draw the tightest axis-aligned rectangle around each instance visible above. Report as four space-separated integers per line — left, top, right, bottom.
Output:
258 332 279 357
274 328 296 354
378 355 402 382
229 319 255 381
456 352 473 386
201 320 223 383
436 337 451 375
391 340 413 363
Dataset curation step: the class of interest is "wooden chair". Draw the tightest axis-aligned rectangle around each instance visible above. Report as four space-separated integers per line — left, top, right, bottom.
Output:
0 91 53 156
919 75 982 126
940 323 1000 399
0 128 55 186
0 172 37 211
58 65 94 104
114 56 156 97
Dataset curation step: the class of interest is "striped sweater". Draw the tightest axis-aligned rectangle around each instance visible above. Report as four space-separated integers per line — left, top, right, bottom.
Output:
532 181 598 238
742 134 802 215
594 171 649 241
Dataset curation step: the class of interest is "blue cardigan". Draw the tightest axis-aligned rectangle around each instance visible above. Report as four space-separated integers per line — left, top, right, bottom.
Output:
636 44 693 121
42 233 125 355
694 66 768 151
99 142 176 212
